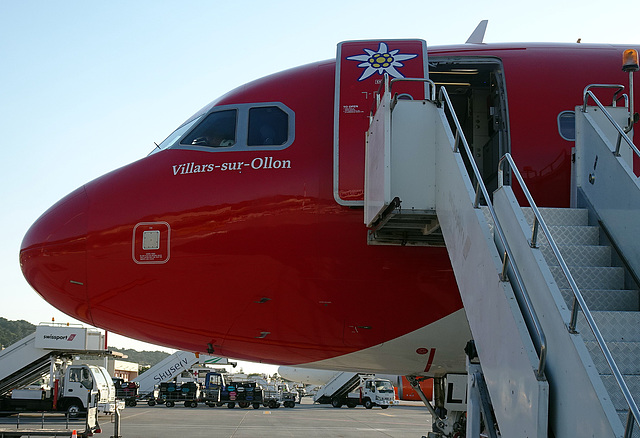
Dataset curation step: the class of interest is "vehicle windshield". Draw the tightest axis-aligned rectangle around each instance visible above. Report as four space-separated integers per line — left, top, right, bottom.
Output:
375 380 394 393
207 374 222 387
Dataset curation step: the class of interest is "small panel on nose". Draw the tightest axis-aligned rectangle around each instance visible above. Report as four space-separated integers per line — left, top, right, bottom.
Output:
132 222 171 264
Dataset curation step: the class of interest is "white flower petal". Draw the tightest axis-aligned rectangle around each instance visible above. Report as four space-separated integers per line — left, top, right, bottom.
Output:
394 54 418 61
358 66 378 81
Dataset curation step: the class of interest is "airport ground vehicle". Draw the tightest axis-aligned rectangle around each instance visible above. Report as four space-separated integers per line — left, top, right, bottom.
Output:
334 377 396 409
263 383 297 409
0 325 120 417
112 378 139 407
157 381 199 408
0 364 117 417
201 372 264 409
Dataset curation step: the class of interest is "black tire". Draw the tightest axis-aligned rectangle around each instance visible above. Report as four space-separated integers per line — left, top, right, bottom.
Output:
364 399 373 409
346 400 357 408
381 405 389 409
65 401 82 419
268 400 277 409
252 403 260 409
227 402 235 409
166 400 175 408
131 400 137 407
331 397 343 408
148 400 156 406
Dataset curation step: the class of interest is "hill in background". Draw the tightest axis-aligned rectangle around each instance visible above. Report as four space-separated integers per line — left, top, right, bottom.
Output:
0 317 35 348
108 347 169 366
1 317 169 367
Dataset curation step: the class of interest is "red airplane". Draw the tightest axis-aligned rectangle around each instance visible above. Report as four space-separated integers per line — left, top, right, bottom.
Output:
19 36 639 378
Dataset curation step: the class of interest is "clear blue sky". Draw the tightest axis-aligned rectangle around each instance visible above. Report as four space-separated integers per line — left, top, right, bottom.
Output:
1 0 638 373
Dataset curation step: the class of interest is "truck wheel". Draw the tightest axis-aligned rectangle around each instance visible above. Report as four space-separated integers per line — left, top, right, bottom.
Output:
227 402 236 409
130 400 137 407
148 400 156 406
166 401 175 408
364 399 374 409
268 400 277 409
346 400 357 408
381 405 389 409
331 397 343 408
66 402 82 418
252 403 260 409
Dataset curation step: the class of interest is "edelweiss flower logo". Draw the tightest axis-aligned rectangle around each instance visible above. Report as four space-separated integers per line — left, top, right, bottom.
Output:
346 42 418 81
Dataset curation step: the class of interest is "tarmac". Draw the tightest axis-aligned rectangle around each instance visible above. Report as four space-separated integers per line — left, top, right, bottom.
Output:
109 397 432 438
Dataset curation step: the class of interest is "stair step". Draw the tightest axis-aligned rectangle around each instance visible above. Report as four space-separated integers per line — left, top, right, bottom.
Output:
617 411 640 438
522 207 589 227
585 341 640 374
542 244 611 268
538 225 600 246
550 266 625 290
561 289 639 312
601 375 640 412
578 312 640 342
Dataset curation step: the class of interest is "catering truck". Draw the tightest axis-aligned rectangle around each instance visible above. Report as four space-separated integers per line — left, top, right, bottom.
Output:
0 363 119 417
331 376 397 409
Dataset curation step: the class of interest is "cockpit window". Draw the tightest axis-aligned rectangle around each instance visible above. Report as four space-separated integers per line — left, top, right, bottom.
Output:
181 110 237 147
156 102 294 153
150 115 203 155
248 106 288 146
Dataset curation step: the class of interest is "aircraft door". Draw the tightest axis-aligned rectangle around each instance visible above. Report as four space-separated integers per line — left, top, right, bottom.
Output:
334 40 429 206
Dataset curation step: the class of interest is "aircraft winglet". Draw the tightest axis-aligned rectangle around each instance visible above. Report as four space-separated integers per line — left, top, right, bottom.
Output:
466 20 488 44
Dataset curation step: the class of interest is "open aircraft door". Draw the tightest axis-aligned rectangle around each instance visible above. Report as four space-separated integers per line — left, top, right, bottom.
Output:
333 39 429 206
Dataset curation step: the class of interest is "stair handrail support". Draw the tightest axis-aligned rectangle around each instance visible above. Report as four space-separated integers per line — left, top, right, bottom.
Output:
438 87 548 379
582 85 640 158
435 86 549 437
498 152 640 436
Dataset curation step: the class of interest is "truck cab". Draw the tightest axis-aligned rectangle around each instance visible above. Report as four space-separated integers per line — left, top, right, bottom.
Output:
346 377 396 409
60 365 119 416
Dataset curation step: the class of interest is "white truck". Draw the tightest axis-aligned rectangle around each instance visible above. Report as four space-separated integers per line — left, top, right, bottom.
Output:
333 377 397 409
0 363 119 417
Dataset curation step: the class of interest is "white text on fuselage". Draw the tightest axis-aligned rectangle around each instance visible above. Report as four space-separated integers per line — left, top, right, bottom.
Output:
172 157 291 175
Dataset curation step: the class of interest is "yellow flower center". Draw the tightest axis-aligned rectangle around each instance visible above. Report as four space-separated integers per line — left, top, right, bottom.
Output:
368 53 393 69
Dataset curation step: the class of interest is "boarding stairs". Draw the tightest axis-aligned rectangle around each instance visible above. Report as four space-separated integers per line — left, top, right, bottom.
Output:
365 77 640 437
312 372 361 405
0 324 106 396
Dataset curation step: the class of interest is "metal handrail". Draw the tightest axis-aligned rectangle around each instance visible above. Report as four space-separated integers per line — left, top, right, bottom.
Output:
371 75 436 118
390 77 437 101
438 87 547 379
582 86 640 156
498 152 640 437
583 84 626 107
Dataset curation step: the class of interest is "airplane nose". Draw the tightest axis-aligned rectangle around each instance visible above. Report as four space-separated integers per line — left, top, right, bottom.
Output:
20 186 91 321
